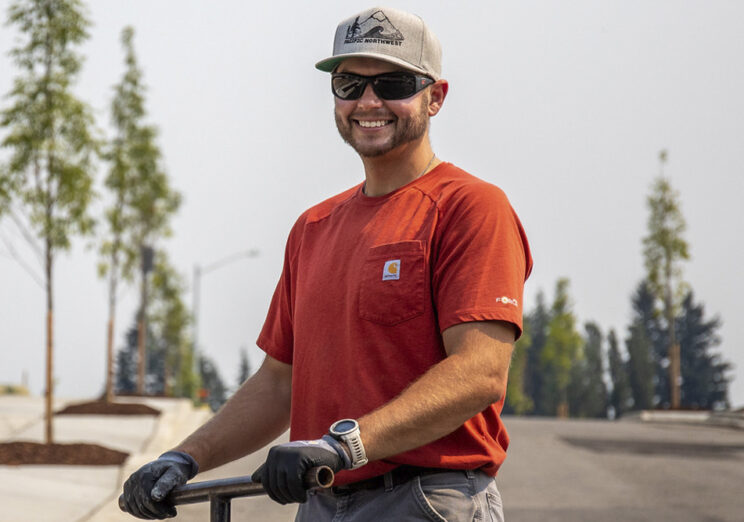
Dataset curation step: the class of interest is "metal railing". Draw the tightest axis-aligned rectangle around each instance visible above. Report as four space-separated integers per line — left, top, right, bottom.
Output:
119 466 334 522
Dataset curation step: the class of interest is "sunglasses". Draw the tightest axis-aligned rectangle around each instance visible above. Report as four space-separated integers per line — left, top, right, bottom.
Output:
331 72 435 101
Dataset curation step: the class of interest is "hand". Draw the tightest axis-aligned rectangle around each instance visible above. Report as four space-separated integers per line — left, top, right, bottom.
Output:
251 436 349 504
120 451 199 520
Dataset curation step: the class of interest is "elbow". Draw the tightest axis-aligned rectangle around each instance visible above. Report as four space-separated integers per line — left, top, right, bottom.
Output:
483 375 507 406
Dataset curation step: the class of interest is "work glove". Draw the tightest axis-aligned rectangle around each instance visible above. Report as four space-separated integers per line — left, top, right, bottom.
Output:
252 435 350 504
120 451 199 519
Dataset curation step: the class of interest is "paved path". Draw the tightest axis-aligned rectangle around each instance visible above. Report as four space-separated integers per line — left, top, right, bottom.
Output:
497 416 744 522
0 395 210 522
3 395 743 522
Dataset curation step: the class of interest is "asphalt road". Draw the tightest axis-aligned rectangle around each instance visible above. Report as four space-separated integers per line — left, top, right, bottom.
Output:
173 417 744 522
497 416 744 522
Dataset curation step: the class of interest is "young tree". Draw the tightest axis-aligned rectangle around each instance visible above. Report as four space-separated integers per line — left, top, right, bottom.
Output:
642 150 690 408
568 322 608 418
504 323 534 415
103 26 181 394
539 279 583 417
676 292 731 409
148 251 197 399
98 26 142 402
607 329 631 418
0 0 97 443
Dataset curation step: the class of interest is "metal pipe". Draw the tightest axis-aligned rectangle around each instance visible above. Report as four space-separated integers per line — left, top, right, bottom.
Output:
119 466 334 521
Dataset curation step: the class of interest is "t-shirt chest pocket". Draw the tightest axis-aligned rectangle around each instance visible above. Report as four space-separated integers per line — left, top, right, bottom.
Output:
358 240 426 326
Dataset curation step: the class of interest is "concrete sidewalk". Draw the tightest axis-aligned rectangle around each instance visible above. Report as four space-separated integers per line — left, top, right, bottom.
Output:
0 395 211 522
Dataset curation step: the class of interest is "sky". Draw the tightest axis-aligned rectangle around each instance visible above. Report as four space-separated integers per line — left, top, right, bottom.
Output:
0 1 742 408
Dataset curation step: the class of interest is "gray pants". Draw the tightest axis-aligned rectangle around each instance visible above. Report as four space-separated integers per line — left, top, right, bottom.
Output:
296 469 504 522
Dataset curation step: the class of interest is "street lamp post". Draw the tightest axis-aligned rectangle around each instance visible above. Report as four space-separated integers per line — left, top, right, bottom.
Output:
192 248 260 371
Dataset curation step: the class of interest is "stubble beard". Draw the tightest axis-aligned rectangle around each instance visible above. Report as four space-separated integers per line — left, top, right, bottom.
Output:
335 96 430 158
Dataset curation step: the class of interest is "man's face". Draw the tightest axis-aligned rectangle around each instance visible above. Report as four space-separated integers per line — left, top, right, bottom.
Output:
333 58 431 158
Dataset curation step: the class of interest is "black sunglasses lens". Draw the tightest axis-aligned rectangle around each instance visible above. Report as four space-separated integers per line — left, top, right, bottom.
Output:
332 75 366 100
373 74 417 100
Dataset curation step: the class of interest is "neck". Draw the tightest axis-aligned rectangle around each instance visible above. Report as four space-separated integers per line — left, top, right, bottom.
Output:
361 138 440 197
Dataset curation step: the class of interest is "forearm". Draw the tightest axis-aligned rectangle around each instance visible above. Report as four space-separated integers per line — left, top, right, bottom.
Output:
174 356 292 473
359 321 513 462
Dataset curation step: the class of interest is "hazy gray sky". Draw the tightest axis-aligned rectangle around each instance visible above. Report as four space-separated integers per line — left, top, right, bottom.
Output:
1 1 742 407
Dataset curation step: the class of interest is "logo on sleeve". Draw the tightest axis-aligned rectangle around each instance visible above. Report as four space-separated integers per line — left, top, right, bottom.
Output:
497 296 519 307
382 260 401 281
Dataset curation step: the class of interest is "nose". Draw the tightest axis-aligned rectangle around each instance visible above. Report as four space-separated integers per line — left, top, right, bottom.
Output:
356 82 383 109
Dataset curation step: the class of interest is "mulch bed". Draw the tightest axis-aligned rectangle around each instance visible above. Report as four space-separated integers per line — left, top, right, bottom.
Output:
0 441 128 466
55 400 160 416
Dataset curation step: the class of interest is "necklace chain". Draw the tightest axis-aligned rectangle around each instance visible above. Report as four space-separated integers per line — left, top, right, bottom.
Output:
362 153 437 195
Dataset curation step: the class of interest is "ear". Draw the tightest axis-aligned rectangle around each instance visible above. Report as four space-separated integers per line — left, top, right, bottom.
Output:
428 79 449 117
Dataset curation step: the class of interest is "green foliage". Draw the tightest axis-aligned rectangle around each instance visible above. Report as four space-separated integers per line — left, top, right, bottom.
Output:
642 169 690 319
1 0 98 443
607 329 631 418
505 324 534 415
523 291 549 414
676 292 731 409
625 323 655 410
1 0 98 247
539 278 583 416
567 322 608 418
148 251 199 399
116 321 158 394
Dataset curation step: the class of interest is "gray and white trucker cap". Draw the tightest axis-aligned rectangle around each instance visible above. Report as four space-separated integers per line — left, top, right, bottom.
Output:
315 7 442 80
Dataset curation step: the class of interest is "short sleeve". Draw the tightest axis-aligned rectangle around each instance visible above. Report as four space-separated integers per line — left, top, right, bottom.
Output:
256 218 305 364
432 183 532 337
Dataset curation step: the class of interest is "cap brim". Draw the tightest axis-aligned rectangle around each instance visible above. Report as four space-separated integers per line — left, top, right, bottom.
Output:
315 52 436 79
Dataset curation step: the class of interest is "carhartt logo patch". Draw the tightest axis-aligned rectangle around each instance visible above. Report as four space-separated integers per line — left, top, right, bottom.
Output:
382 260 401 281
344 10 404 46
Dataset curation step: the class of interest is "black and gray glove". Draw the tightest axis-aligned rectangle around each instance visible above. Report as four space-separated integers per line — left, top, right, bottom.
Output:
251 435 350 504
121 451 199 519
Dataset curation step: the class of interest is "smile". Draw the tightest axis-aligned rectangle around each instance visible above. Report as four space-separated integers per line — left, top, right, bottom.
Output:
355 120 393 128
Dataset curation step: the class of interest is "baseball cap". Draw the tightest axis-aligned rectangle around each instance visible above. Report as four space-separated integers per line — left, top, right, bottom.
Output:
315 7 442 80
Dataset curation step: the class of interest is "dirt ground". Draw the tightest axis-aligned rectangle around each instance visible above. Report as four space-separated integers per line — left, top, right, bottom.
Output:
0 399 160 465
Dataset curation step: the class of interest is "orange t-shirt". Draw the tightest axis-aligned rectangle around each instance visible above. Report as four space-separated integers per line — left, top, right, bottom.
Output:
257 162 532 485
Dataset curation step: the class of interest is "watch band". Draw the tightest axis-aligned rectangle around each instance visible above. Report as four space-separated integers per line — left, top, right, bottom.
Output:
329 419 368 469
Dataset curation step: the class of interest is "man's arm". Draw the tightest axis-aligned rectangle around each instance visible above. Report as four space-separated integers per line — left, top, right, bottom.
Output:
358 320 514 462
174 354 292 472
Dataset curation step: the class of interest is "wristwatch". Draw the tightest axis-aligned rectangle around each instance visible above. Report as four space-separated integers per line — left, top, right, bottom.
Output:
329 418 368 469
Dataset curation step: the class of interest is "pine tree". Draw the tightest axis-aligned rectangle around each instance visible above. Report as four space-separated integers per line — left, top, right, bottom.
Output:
676 292 731 409
608 329 631 418
568 322 608 418
523 291 549 414
0 0 98 443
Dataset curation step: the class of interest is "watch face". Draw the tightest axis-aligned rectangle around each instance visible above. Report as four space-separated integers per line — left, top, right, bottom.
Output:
333 420 356 435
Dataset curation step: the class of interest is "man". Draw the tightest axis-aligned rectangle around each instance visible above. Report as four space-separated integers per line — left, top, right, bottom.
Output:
120 6 531 521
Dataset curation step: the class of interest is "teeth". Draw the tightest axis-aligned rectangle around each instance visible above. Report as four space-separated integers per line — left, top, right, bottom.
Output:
357 120 390 128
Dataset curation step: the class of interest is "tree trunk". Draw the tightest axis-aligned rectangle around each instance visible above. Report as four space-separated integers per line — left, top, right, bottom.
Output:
105 260 118 402
106 316 115 402
44 239 54 444
665 261 681 409
137 258 147 395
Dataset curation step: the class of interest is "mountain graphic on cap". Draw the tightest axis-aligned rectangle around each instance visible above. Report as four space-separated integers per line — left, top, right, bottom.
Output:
345 10 403 42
